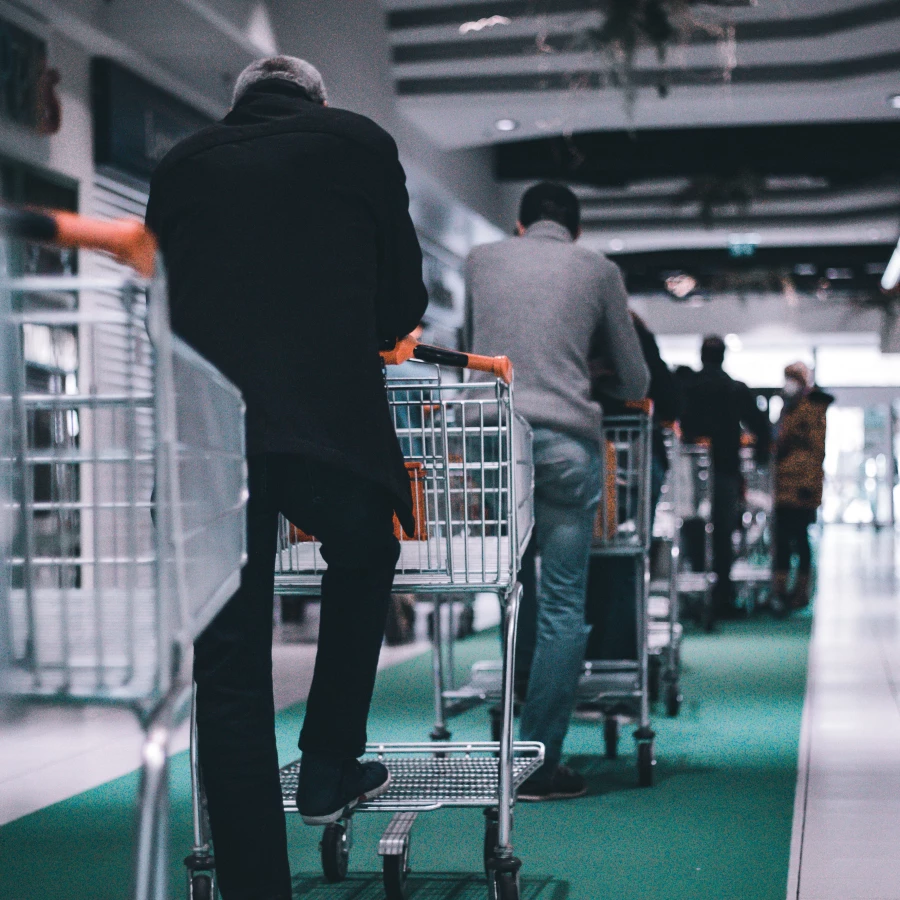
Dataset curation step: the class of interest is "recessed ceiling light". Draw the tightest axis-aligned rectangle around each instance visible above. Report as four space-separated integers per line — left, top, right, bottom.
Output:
609 238 625 252
494 118 519 132
890 94 900 109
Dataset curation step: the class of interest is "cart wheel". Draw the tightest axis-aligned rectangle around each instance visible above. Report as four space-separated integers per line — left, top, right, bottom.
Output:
649 657 661 703
190 874 213 900
665 683 682 718
382 841 410 900
320 822 350 882
489 870 520 900
603 716 619 760
483 815 499 874
637 741 655 788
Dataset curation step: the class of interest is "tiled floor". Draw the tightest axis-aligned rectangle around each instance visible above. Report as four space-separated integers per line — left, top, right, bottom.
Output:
787 526 900 900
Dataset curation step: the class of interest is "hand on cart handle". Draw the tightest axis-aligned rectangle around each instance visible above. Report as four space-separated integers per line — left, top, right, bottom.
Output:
381 333 513 385
0 206 157 278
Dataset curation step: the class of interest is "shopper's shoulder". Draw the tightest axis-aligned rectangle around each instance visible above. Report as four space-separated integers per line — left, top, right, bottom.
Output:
570 243 622 280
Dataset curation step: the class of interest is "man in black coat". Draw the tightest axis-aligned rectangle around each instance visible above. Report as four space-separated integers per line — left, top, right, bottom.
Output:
680 336 770 621
146 56 428 900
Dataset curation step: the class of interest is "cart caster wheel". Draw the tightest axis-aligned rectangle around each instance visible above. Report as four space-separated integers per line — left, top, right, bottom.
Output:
489 869 520 900
320 821 350 882
382 841 410 900
483 809 499 875
604 716 619 760
665 683 682 718
637 741 655 788
649 657 661 703
190 874 213 900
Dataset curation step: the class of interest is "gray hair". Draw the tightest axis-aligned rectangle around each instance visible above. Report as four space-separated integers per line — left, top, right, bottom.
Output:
232 56 327 106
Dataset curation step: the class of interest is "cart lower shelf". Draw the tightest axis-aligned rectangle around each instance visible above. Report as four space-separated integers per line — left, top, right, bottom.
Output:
280 741 545 813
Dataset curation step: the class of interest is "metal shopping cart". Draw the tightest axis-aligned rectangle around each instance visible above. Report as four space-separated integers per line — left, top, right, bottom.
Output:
0 208 247 900
268 338 540 900
732 443 773 613
653 439 717 632
646 424 684 718
579 403 656 786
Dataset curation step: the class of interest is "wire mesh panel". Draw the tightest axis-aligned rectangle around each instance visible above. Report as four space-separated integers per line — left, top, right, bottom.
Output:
280 742 544 812
592 413 653 556
0 271 246 704
275 367 533 595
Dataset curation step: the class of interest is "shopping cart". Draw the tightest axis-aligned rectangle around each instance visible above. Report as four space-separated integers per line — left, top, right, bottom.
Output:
268 338 540 900
646 424 684 718
653 438 717 632
0 207 247 900
579 403 656 786
732 443 773 612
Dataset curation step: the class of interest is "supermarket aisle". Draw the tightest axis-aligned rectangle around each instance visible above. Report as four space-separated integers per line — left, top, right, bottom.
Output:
788 526 900 900
0 612 427 828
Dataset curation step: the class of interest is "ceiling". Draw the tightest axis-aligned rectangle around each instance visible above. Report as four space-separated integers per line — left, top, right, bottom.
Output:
383 0 900 303
383 0 900 149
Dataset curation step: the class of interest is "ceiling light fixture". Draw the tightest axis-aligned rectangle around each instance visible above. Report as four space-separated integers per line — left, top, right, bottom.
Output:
494 118 519 132
460 15 511 34
890 94 900 109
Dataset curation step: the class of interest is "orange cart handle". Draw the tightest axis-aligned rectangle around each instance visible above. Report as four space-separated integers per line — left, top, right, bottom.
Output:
381 334 513 385
625 398 654 416
0 206 157 278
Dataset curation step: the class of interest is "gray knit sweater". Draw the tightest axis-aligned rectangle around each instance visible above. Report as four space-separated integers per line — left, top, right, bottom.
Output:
463 220 650 442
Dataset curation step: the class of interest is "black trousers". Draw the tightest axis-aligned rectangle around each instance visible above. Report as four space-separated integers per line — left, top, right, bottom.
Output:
712 471 742 608
193 454 400 900
774 505 814 574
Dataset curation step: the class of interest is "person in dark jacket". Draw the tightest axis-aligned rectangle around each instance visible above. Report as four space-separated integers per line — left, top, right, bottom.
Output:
146 56 428 900
585 312 682 660
680 336 770 621
771 361 833 616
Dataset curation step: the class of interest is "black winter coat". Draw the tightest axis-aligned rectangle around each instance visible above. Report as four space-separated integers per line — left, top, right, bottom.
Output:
146 80 429 530
680 365 771 476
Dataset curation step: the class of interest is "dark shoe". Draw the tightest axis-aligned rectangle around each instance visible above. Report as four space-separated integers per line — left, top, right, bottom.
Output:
518 763 587 802
296 754 391 825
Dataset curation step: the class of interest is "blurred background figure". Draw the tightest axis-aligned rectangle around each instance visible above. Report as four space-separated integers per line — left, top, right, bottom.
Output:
771 362 833 617
680 336 771 623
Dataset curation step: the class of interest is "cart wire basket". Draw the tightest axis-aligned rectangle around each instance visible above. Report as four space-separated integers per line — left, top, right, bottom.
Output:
0 207 247 900
580 405 656 786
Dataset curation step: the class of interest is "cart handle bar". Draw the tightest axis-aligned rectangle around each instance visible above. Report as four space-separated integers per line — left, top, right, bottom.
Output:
382 333 513 385
0 207 157 278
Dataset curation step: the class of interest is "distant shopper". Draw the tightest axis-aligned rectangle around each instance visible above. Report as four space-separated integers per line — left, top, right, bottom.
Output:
465 182 649 800
146 56 427 900
680 336 770 622
585 311 681 661
771 362 832 616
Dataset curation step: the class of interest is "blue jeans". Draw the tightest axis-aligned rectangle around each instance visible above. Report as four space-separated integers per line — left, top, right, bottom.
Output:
516 428 602 768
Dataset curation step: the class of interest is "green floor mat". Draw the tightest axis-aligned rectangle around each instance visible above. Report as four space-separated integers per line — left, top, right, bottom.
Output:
0 615 810 900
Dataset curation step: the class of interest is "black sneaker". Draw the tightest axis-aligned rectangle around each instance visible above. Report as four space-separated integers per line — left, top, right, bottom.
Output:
518 763 587 801
296 754 391 825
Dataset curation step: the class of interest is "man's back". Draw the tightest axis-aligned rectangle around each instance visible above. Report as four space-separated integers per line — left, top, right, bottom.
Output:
682 366 769 474
465 220 648 441
146 79 427 515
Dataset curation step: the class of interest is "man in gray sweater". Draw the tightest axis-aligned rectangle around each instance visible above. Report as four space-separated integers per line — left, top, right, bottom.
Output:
465 182 649 799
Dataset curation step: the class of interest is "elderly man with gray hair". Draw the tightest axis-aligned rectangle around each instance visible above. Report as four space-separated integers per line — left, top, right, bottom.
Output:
146 56 428 900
